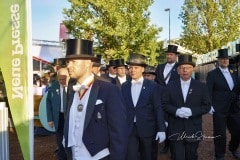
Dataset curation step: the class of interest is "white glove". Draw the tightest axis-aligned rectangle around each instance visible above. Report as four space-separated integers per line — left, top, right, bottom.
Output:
208 106 215 115
176 109 186 118
165 121 168 128
180 107 192 117
155 132 166 143
62 136 65 148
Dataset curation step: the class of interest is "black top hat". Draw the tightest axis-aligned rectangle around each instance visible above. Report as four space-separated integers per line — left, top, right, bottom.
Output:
53 58 66 66
216 48 230 58
65 39 98 61
177 54 195 67
143 66 156 75
107 59 117 67
165 45 179 54
92 54 102 67
115 59 127 68
126 53 147 67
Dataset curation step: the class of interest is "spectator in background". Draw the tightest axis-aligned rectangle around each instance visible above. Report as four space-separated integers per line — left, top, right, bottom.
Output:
206 49 240 160
154 44 180 154
46 68 70 160
114 59 131 88
49 58 66 84
91 54 102 76
105 59 117 78
143 65 156 81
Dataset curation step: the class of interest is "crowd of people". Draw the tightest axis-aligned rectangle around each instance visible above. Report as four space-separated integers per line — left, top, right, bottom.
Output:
42 39 240 160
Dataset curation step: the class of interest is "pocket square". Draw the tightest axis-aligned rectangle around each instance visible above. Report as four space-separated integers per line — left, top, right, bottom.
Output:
95 99 103 105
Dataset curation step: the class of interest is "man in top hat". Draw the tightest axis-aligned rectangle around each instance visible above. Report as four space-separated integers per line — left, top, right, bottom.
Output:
143 65 156 81
49 58 67 84
162 54 211 160
121 53 166 160
106 59 117 78
155 44 180 86
114 59 131 88
155 44 180 153
92 54 103 76
63 39 128 160
206 48 240 160
100 59 117 84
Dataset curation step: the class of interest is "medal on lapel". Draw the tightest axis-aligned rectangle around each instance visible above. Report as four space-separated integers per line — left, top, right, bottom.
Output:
77 104 84 112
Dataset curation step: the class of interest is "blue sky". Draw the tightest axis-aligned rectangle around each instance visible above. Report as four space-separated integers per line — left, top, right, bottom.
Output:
32 0 184 41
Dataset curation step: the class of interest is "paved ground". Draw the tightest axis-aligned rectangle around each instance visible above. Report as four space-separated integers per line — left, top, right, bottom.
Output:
9 114 239 160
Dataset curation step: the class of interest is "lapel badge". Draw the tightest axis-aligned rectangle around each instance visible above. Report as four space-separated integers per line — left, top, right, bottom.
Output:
188 89 192 95
77 104 84 112
143 86 146 90
97 112 102 119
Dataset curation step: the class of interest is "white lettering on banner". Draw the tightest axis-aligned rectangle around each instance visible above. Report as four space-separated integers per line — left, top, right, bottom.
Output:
10 4 23 99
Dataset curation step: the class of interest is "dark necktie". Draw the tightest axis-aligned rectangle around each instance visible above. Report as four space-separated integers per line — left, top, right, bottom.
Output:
62 87 67 113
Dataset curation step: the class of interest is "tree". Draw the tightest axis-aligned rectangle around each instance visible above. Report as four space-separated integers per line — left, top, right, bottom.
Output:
179 0 240 54
63 0 161 64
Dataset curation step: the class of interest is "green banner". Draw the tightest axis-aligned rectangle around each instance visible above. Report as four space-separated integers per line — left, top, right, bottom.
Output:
0 1 33 160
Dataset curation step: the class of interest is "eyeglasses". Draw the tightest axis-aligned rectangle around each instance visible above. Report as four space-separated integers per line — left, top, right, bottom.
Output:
179 66 193 70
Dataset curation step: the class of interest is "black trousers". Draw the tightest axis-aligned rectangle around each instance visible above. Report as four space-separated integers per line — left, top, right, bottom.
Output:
170 141 199 160
126 124 155 160
213 112 240 158
65 147 109 160
56 113 67 160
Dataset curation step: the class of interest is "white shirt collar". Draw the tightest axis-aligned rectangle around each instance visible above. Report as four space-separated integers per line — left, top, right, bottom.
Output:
131 76 144 84
166 62 176 67
219 67 229 73
180 78 191 85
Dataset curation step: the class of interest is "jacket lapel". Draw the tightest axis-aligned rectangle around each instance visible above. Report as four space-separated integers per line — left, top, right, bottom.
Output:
176 79 185 104
66 79 76 115
84 79 99 131
135 79 148 107
126 82 135 107
217 68 232 90
185 79 194 103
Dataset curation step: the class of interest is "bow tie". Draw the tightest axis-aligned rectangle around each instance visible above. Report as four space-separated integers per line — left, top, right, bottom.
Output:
72 84 88 91
132 80 142 85
181 81 190 85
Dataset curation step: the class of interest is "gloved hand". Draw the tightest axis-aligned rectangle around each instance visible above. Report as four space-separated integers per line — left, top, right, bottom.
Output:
176 108 186 118
208 106 215 115
180 107 192 117
62 136 65 148
155 132 166 143
165 121 168 128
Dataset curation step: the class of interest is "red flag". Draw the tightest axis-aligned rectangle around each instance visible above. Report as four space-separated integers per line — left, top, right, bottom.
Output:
59 22 69 41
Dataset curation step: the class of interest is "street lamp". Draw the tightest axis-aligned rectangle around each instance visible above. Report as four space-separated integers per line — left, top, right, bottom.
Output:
164 8 170 44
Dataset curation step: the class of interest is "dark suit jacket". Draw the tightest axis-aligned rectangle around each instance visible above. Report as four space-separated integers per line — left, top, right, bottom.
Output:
121 78 166 137
162 78 211 142
206 67 240 113
63 76 128 160
46 80 62 130
114 75 131 89
100 74 116 84
155 63 179 86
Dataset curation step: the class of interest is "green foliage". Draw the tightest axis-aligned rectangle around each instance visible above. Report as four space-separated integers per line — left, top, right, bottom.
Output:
63 0 162 65
179 0 240 54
